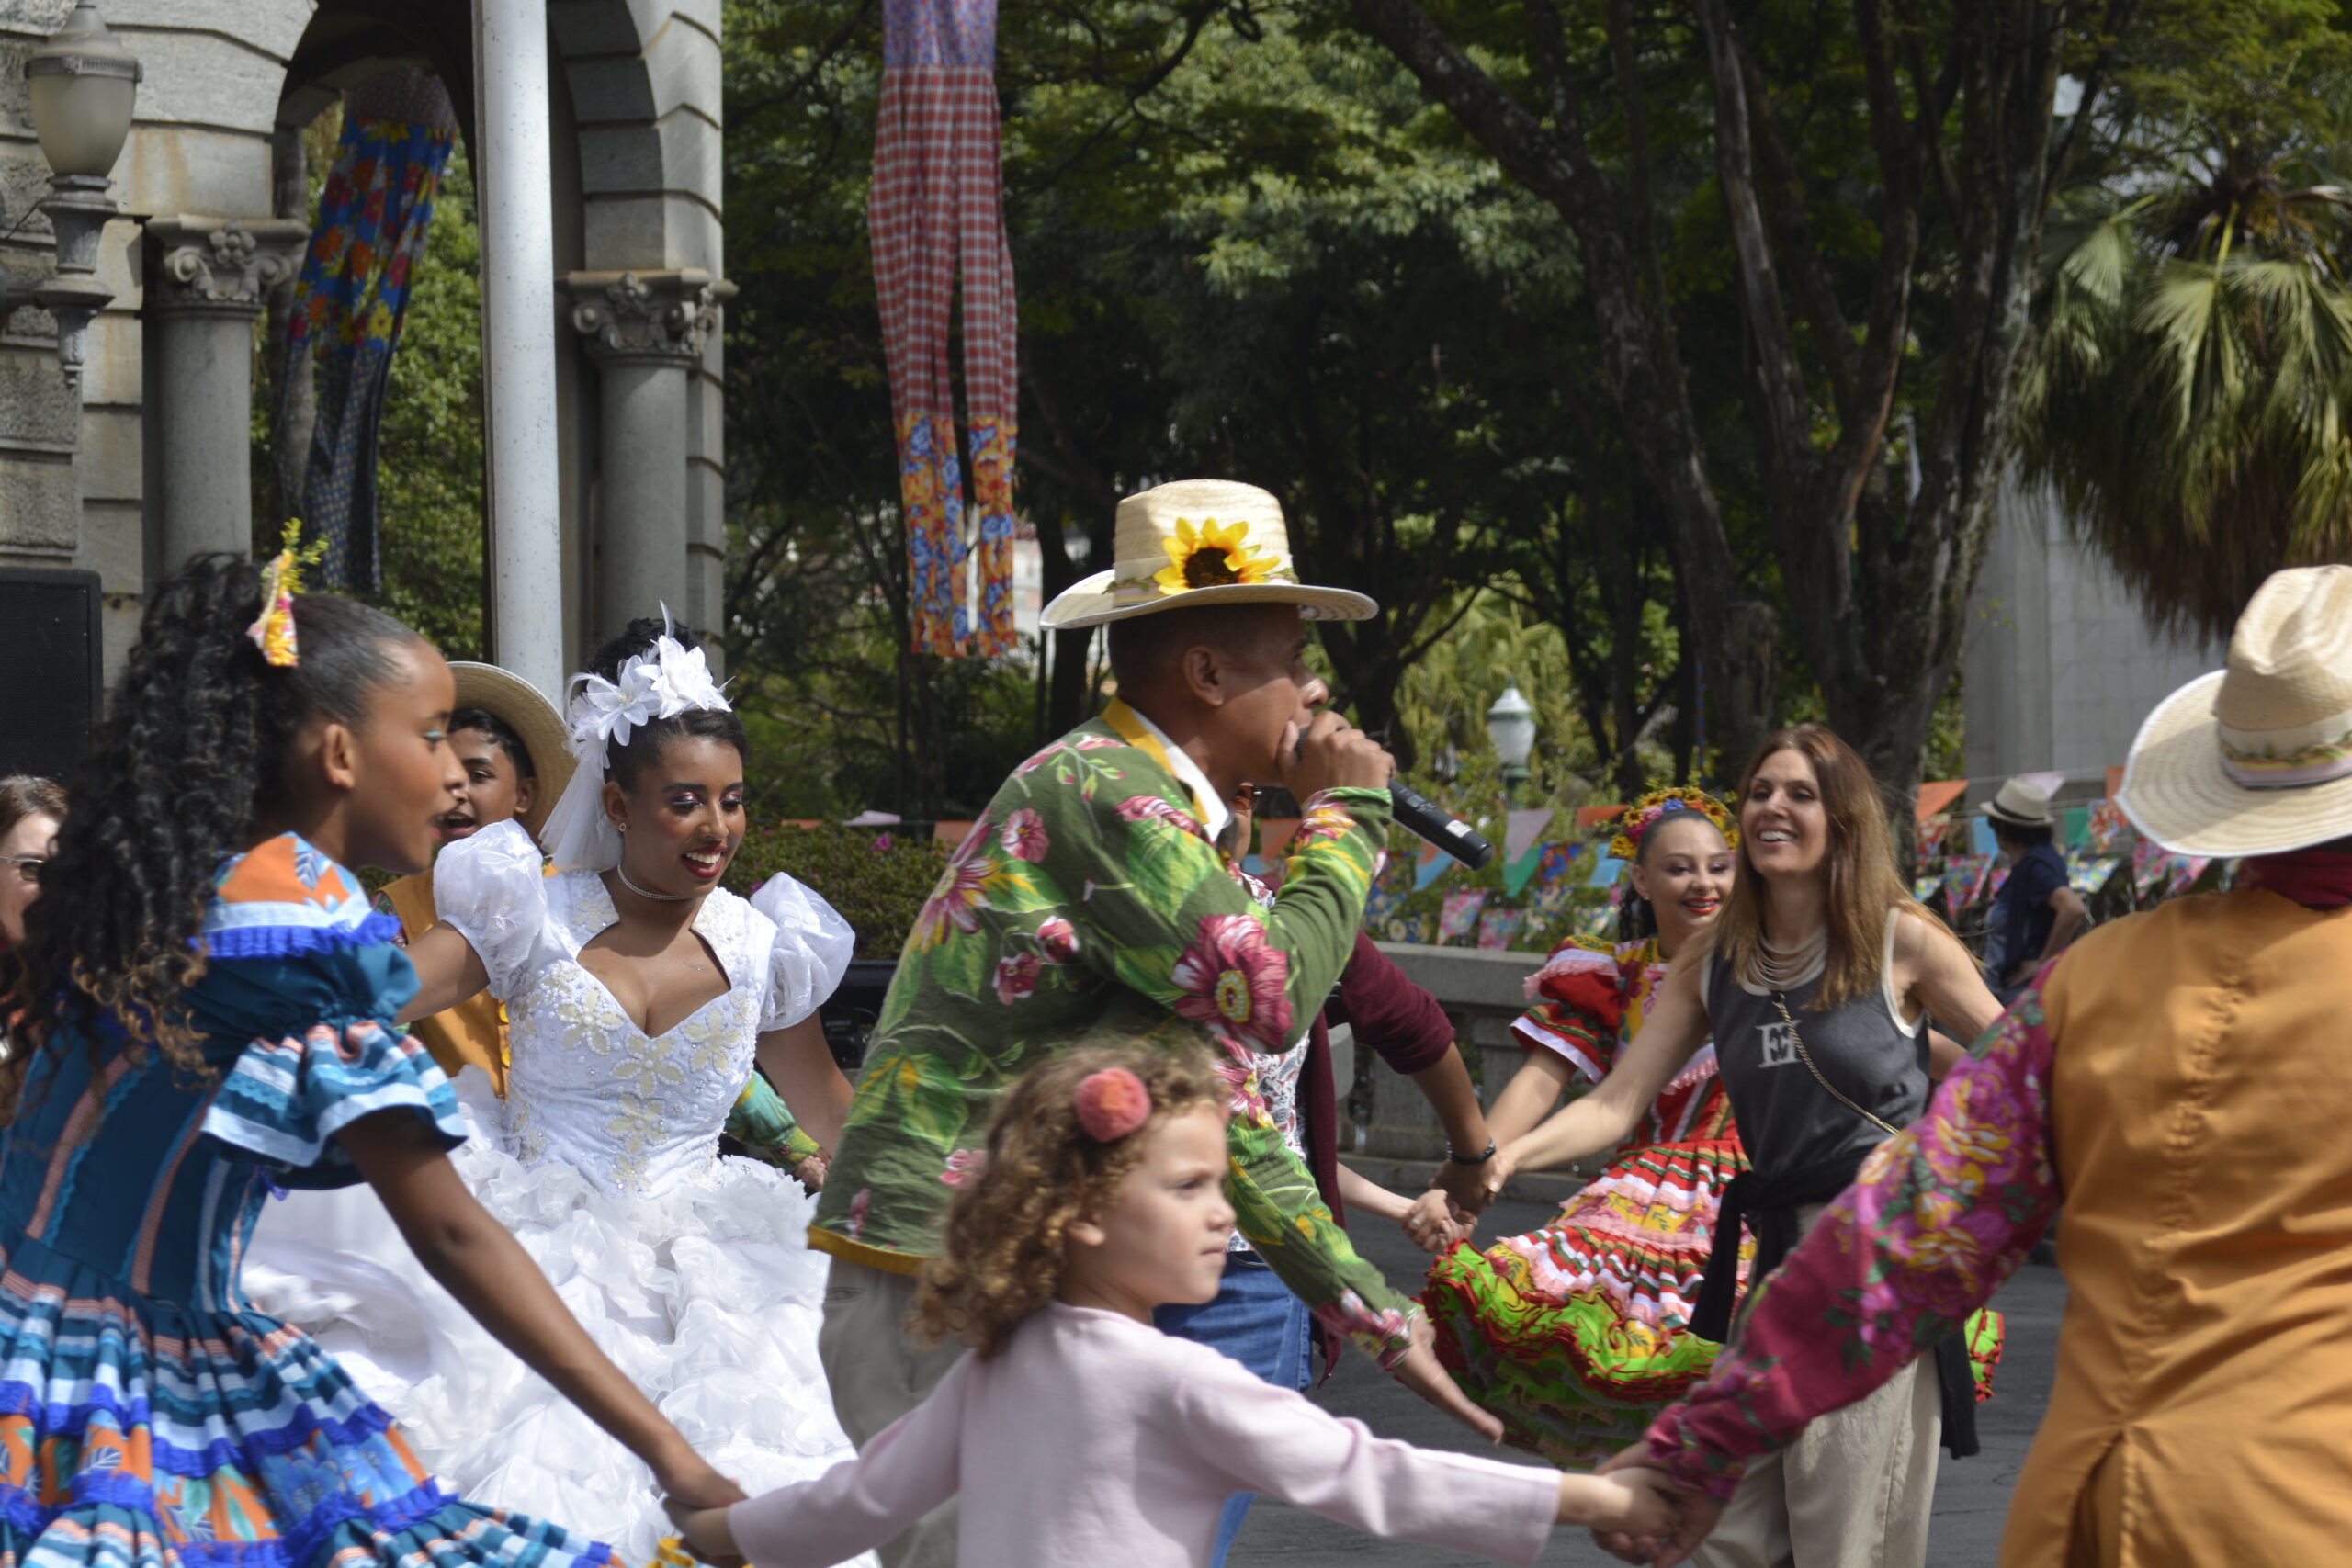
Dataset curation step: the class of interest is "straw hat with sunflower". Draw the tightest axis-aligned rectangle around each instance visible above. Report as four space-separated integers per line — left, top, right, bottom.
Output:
1039 479 1376 630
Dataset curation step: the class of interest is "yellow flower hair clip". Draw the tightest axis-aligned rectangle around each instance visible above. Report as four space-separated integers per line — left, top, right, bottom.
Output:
1153 515 1283 597
248 518 327 669
1609 786 1739 862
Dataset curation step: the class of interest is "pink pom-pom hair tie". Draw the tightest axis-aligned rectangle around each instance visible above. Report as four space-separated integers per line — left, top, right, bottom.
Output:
1074 1067 1153 1142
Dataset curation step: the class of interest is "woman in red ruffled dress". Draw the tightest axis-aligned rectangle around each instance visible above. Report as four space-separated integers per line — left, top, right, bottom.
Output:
1416 791 1748 1462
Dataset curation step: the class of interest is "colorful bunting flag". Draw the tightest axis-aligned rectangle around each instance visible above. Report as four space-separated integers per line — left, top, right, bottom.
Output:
1533 842 1582 888
2066 854 2120 897
1503 808 1554 895
1915 779 1969 821
1438 890 1487 944
1476 906 1525 952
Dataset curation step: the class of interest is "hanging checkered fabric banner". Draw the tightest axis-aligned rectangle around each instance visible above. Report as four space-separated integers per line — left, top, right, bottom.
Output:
870 0 1018 657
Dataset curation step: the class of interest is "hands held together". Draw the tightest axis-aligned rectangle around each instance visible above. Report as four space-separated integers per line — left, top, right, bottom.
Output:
1580 1443 1724 1566
1401 1144 1516 1255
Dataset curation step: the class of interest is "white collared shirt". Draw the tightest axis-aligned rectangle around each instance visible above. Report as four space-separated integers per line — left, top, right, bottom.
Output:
1125 705 1234 847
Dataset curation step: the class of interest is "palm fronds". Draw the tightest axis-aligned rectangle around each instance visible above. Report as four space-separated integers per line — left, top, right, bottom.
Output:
2022 173 2352 641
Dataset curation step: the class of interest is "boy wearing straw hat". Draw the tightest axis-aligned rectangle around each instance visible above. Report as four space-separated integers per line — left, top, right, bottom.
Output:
811 480 1496 1568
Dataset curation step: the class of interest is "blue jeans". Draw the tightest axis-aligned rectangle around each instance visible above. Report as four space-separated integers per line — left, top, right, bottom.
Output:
1153 1251 1314 1567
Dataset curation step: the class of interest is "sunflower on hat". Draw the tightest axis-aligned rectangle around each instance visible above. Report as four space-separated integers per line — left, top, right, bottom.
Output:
1154 516 1283 596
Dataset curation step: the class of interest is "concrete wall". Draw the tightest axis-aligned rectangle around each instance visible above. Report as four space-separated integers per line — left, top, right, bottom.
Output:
1962 471 2224 783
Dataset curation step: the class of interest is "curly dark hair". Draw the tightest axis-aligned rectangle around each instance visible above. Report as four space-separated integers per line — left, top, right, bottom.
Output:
909 1044 1227 1359
585 618 748 789
6 555 425 1116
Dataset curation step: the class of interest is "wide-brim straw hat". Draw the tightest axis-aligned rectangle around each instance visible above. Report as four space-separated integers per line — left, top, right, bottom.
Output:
2119 565 2352 857
1983 777 2054 829
1039 479 1378 631
448 661 574 840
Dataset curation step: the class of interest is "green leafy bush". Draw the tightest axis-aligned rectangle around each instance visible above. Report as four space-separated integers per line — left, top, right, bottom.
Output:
725 823 951 960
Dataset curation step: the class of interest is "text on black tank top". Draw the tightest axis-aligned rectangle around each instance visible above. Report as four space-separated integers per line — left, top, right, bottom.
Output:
1705 932 1930 1176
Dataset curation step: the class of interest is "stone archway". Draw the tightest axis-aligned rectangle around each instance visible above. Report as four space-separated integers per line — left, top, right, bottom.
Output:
264 0 733 671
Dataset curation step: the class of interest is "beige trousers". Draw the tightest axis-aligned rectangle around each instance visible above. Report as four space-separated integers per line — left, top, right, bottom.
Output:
1691 1204 1942 1568
818 1255 967 1568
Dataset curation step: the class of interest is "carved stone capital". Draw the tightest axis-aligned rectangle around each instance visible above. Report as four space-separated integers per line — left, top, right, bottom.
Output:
562 269 737 364
146 216 311 316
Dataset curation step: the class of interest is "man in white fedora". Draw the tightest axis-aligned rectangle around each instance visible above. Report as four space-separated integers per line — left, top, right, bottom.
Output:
809 479 1498 1566
1612 565 2352 1568
1979 777 2088 1002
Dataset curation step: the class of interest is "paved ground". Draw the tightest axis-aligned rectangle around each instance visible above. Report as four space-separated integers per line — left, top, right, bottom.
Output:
1231 1195 2065 1567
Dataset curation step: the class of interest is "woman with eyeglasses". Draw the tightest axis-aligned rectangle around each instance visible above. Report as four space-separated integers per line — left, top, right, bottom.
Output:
0 774 62 1054
0 774 62 953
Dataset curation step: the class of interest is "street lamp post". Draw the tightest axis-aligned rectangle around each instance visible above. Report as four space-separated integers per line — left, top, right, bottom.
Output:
21 0 140 385
1486 683 1537 798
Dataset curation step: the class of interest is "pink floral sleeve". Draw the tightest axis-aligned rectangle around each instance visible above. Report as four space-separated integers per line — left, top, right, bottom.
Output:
1644 970 2065 1500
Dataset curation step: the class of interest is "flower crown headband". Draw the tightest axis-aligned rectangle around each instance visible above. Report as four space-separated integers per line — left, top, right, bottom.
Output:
1609 786 1739 862
537 607 731 873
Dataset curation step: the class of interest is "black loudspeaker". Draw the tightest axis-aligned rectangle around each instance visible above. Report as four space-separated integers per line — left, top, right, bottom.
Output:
0 569 102 785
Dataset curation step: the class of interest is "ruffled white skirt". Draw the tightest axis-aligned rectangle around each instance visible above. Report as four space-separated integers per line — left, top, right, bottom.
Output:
241 1075 870 1566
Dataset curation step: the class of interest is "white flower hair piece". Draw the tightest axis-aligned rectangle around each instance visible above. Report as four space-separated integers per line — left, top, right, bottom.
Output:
538 608 733 873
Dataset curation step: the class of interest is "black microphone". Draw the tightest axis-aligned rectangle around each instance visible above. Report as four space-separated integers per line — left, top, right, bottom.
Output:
1388 780 1495 870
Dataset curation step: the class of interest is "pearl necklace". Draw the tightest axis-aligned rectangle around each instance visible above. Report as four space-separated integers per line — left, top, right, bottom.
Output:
1754 926 1827 987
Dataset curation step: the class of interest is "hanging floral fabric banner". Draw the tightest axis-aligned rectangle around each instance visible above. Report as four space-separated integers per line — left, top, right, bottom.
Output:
283 67 458 592
869 0 1019 656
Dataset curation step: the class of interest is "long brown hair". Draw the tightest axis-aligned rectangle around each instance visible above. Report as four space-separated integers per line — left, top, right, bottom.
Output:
910 1043 1227 1359
1713 724 1947 1011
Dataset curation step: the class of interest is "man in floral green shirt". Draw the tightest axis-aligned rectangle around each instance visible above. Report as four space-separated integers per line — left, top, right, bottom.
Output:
812 480 1493 1566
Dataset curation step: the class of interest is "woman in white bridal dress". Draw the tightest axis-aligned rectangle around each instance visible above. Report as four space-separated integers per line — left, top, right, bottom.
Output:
244 616 869 1565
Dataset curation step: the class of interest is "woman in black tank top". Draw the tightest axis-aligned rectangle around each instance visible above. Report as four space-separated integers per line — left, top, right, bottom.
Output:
1484 726 2002 1568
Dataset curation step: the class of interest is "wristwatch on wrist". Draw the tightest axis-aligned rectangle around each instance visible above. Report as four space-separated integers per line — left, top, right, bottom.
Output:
1446 1139 1498 1167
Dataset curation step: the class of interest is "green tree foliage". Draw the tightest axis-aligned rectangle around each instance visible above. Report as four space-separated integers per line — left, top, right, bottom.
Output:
2023 0 2352 641
722 0 1615 812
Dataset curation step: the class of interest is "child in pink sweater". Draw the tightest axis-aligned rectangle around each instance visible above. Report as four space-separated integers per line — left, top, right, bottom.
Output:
668 1045 1679 1567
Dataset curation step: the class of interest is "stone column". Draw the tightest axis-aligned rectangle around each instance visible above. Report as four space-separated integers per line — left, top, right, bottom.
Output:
475 0 565 701
144 217 308 572
563 270 734 641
